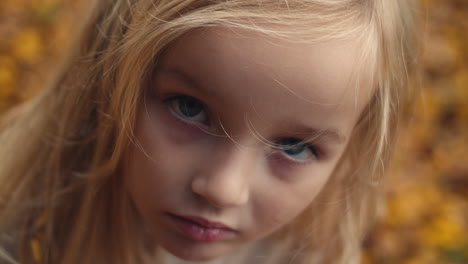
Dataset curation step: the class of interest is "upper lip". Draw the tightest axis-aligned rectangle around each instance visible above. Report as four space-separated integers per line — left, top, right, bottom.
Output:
168 213 235 231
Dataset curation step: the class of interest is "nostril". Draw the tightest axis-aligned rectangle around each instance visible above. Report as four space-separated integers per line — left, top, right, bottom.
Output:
191 177 227 208
191 175 249 208
191 177 206 197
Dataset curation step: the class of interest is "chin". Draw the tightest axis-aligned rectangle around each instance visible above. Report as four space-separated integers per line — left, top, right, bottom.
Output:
161 242 236 262
171 251 222 262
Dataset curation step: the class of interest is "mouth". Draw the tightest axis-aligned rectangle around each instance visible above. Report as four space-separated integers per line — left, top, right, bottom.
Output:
166 212 237 242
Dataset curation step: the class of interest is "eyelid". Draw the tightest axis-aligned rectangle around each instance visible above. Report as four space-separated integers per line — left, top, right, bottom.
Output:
162 94 212 126
272 138 320 163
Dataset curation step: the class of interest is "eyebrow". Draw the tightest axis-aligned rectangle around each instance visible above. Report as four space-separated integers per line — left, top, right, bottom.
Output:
157 66 347 145
158 66 213 97
284 124 347 145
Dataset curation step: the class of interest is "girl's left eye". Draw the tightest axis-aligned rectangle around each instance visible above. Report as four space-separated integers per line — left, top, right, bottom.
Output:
164 95 209 125
276 138 319 161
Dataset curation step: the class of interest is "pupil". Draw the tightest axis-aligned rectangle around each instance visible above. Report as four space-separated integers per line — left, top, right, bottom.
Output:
279 138 305 155
180 97 203 117
284 146 305 155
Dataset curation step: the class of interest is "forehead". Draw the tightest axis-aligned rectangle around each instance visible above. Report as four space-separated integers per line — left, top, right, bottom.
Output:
158 27 376 135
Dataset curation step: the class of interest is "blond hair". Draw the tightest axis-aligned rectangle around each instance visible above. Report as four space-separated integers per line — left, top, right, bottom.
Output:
0 1 420 263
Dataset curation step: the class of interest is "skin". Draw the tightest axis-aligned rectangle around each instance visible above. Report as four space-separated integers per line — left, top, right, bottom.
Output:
123 27 375 261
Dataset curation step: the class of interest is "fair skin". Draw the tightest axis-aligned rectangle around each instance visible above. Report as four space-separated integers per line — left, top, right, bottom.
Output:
123 27 374 261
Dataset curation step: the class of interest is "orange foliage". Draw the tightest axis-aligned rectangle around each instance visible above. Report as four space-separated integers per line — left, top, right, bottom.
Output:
363 1 468 263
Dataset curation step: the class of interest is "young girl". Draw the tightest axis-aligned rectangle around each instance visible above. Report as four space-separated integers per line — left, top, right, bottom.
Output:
0 0 420 263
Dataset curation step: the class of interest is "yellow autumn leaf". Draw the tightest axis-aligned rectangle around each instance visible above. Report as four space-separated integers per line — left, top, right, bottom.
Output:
11 28 43 64
404 250 439 264
421 202 466 248
0 56 17 98
455 70 468 120
30 238 42 262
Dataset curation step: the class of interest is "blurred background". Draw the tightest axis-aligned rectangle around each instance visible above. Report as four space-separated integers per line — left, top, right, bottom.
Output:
0 0 467 263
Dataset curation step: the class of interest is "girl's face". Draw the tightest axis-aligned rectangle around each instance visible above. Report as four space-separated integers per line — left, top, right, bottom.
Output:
123 27 374 261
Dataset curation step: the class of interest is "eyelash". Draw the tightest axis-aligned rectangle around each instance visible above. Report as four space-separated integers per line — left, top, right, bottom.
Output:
163 94 211 126
162 94 321 163
273 138 320 162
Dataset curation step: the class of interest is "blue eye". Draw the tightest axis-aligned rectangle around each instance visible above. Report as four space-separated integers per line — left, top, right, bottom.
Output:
277 138 319 161
166 95 209 124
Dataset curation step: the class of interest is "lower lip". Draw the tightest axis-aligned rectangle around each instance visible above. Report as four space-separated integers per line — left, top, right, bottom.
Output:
168 214 235 242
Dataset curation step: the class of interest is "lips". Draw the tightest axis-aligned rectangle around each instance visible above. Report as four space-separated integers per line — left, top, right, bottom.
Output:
167 213 236 242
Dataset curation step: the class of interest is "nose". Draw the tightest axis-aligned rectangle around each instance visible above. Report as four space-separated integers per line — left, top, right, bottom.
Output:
191 144 251 208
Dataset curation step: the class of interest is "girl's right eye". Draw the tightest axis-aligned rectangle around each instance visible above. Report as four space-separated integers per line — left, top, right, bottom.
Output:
164 95 210 125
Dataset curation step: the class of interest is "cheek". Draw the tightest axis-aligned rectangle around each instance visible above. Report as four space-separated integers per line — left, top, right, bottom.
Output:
122 116 182 215
252 176 330 237
122 147 164 220
122 106 207 211
132 105 193 170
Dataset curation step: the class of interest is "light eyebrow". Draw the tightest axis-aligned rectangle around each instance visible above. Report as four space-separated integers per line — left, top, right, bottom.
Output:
291 124 347 145
157 66 212 96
